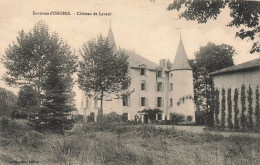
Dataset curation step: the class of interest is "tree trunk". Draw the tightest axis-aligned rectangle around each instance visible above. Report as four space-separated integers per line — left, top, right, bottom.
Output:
99 90 104 122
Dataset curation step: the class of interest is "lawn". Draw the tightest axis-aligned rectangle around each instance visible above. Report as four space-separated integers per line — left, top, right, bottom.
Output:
0 120 260 165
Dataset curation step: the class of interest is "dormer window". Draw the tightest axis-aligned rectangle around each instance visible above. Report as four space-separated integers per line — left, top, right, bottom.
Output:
157 70 162 78
140 68 146 75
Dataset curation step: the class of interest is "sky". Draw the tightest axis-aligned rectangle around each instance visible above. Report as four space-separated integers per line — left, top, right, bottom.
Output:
0 0 259 112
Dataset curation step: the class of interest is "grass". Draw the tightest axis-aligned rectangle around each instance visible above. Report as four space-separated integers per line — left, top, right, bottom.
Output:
0 119 260 165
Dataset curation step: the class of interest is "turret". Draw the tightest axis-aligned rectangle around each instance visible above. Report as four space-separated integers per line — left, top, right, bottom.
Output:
169 36 195 122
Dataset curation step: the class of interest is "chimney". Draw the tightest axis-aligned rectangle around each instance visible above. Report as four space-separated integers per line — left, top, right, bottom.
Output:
159 59 166 68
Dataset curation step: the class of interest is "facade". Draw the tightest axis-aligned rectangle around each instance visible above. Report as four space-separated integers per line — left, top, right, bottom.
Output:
211 58 260 126
80 25 195 122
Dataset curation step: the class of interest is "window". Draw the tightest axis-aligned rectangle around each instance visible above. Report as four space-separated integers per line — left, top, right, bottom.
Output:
140 68 146 75
141 81 146 90
170 98 173 107
122 95 129 106
158 114 162 120
86 99 90 109
94 98 98 109
170 73 173 77
157 70 162 78
157 97 162 107
141 97 146 106
157 82 163 92
170 83 173 91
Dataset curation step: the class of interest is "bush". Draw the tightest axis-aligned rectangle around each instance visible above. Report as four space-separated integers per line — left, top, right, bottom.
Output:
172 113 185 124
241 84 247 129
215 89 220 128
187 116 193 122
139 108 162 123
234 88 239 130
195 110 206 125
227 88 233 129
221 88 226 129
255 86 260 129
247 85 253 129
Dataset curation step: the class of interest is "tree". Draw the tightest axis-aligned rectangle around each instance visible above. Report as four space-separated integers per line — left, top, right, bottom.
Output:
0 88 17 118
247 85 253 130
2 21 76 106
255 86 260 129
34 44 77 134
240 84 247 129
17 85 38 119
221 88 226 129
234 88 239 130
167 0 259 54
227 88 233 130
78 35 131 121
214 89 220 128
191 43 234 126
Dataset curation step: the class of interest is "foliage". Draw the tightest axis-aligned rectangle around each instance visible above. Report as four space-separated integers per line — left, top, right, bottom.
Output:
139 108 162 122
0 88 17 118
172 113 185 124
207 85 215 127
17 85 38 119
134 114 142 124
32 45 77 134
87 112 95 122
240 84 247 129
247 85 253 130
189 43 234 122
227 88 233 129
187 115 193 122
78 35 131 121
195 109 206 125
167 0 259 53
103 112 122 123
221 88 226 129
2 21 77 107
234 88 239 130
255 86 260 129
214 89 220 128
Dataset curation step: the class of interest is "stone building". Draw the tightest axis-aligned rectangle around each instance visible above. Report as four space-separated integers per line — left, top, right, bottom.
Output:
211 58 260 125
80 25 195 122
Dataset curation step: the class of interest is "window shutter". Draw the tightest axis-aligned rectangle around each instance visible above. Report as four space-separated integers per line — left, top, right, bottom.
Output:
162 83 164 92
155 97 157 107
146 81 148 91
128 96 131 107
162 70 165 78
139 97 141 107
162 98 164 107
146 98 148 107
146 68 149 75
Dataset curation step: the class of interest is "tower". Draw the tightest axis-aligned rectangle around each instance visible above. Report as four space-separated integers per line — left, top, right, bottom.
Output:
169 36 195 122
107 21 117 53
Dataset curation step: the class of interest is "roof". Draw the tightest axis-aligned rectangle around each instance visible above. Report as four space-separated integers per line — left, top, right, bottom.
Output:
107 26 117 53
106 25 158 69
210 58 260 76
125 50 159 69
171 37 192 70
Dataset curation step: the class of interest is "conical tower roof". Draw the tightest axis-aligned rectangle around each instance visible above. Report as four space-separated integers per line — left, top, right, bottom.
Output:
171 37 192 70
107 22 117 53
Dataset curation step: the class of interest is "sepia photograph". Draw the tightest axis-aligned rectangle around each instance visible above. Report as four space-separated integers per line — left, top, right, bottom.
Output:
0 0 259 164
